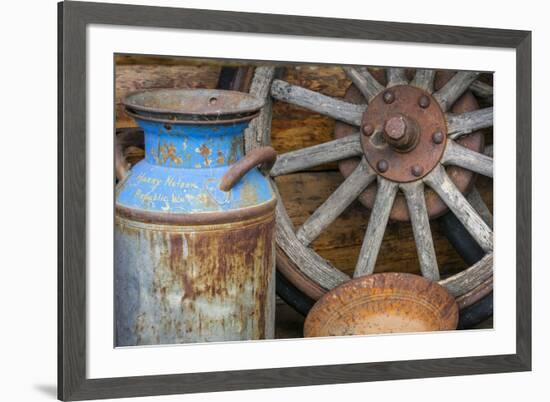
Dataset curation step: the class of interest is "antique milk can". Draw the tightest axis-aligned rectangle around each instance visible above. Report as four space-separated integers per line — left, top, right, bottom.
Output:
114 89 277 346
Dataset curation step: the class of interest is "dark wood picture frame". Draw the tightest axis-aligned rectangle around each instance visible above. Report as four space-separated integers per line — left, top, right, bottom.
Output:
58 1 531 400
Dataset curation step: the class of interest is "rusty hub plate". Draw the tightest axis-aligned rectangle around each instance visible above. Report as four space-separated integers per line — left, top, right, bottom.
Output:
335 70 484 221
361 85 446 182
303 272 458 337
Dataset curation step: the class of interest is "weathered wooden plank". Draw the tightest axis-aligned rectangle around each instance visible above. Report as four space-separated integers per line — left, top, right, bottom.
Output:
439 253 493 298
244 66 276 152
296 158 376 246
281 65 351 98
401 182 439 281
342 66 384 102
271 79 366 126
411 69 436 93
269 64 354 162
354 178 399 277
442 140 493 178
387 67 409 87
271 112 335 158
270 134 363 176
272 180 350 291
434 71 481 111
424 165 493 252
446 107 493 139
115 54 249 67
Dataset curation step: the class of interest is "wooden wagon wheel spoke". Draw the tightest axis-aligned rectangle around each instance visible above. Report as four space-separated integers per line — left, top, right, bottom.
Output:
467 187 493 228
441 140 493 178
296 158 376 246
470 79 494 100
446 107 494 139
343 66 384 102
411 69 436 93
433 71 481 111
386 67 409 87
244 66 277 152
424 164 493 252
270 133 363 177
271 79 366 126
354 178 399 278
401 182 440 281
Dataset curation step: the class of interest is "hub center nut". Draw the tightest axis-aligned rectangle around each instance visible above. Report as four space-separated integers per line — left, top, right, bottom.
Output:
383 114 420 153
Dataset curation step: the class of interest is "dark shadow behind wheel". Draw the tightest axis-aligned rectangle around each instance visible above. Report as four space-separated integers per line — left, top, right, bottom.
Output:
276 271 315 316
439 211 493 329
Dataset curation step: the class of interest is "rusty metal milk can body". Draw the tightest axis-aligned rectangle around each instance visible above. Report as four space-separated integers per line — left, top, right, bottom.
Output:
114 89 277 346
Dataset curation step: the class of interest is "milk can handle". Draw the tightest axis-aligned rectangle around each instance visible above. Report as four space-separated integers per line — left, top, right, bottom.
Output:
219 146 277 192
114 136 130 181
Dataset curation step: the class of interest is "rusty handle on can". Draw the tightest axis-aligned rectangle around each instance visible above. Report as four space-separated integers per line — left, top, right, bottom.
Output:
219 146 277 192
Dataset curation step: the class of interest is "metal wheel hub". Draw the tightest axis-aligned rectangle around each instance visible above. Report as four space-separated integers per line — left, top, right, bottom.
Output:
360 85 447 183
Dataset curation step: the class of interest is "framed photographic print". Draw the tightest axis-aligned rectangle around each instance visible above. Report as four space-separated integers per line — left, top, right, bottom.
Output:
58 1 531 400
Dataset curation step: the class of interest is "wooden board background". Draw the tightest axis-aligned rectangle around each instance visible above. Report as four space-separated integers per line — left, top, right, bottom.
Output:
115 55 493 278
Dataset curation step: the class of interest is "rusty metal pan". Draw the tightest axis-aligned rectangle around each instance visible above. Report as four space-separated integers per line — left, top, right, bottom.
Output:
304 272 458 337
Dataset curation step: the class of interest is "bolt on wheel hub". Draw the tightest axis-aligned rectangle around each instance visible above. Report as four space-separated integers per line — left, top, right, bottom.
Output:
361 85 447 183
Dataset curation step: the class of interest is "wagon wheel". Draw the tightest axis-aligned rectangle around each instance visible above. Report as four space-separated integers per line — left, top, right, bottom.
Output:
258 66 494 317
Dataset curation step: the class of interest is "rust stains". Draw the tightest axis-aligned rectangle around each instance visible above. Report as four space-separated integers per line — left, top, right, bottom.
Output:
240 182 259 206
169 234 183 268
166 233 195 300
118 210 276 344
196 143 212 167
216 150 225 165
304 272 458 337
157 143 183 165
198 143 211 158
197 192 218 209
228 136 242 165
